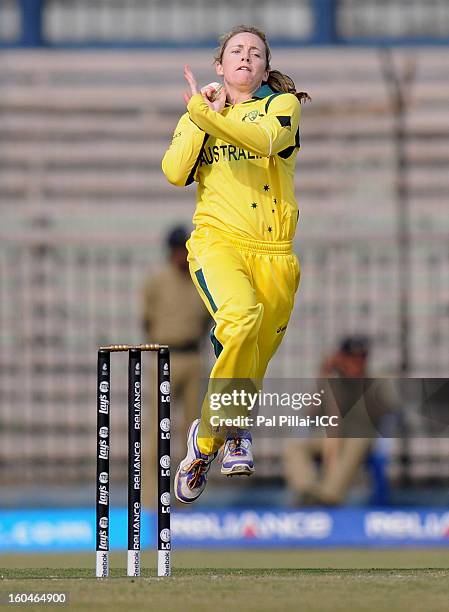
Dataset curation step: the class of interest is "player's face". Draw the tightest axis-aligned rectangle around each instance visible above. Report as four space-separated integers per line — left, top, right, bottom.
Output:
216 32 269 93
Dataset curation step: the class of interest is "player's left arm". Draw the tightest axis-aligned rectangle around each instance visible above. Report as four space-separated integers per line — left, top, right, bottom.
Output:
187 92 300 157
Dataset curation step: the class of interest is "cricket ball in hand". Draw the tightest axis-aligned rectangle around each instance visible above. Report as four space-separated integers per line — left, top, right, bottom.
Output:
205 82 223 101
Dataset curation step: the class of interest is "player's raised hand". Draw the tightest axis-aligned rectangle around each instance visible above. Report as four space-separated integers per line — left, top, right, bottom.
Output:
183 64 199 104
184 65 226 111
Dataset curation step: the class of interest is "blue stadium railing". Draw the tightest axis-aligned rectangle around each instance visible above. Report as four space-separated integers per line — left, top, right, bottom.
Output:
1 0 449 49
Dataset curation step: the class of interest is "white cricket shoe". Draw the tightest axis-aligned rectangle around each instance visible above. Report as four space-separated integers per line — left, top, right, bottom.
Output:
174 419 216 504
220 431 255 476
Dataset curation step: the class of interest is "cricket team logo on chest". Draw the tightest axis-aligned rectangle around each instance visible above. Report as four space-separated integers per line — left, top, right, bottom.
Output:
242 110 263 122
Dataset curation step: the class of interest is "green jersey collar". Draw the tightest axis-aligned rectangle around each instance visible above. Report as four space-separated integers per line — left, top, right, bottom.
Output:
225 83 277 107
252 83 276 99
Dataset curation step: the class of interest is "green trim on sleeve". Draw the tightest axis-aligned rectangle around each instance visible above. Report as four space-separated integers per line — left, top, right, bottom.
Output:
185 133 209 186
264 92 283 113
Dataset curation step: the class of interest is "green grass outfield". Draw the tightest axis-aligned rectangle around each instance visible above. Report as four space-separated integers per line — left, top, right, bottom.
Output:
1 549 449 612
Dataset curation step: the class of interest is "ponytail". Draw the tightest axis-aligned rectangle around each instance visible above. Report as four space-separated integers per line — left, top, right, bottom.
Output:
266 69 311 104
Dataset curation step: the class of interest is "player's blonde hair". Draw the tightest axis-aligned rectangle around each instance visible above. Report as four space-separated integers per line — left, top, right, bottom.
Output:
214 25 311 104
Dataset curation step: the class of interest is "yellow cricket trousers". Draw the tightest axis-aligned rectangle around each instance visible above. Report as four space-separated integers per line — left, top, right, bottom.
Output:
187 226 300 454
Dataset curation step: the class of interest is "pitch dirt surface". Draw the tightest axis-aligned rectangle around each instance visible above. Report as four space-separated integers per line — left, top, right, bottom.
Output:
1 549 449 612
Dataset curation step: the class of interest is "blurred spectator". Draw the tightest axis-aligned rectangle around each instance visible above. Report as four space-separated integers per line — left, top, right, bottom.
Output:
141 225 211 507
322 335 370 378
283 335 373 506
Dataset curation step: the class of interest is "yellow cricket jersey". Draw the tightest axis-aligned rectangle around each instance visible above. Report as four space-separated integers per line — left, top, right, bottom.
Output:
162 84 301 242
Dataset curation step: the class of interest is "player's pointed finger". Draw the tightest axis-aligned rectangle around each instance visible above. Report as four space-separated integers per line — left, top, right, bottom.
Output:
184 64 198 95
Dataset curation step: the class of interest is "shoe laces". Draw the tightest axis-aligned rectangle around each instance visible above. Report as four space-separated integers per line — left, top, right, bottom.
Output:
185 458 208 489
228 437 246 456
218 436 251 462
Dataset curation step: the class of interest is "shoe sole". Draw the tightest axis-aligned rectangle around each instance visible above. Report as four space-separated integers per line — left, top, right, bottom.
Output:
221 464 255 477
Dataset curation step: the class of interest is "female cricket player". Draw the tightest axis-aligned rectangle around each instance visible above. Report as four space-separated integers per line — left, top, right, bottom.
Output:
162 25 309 503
